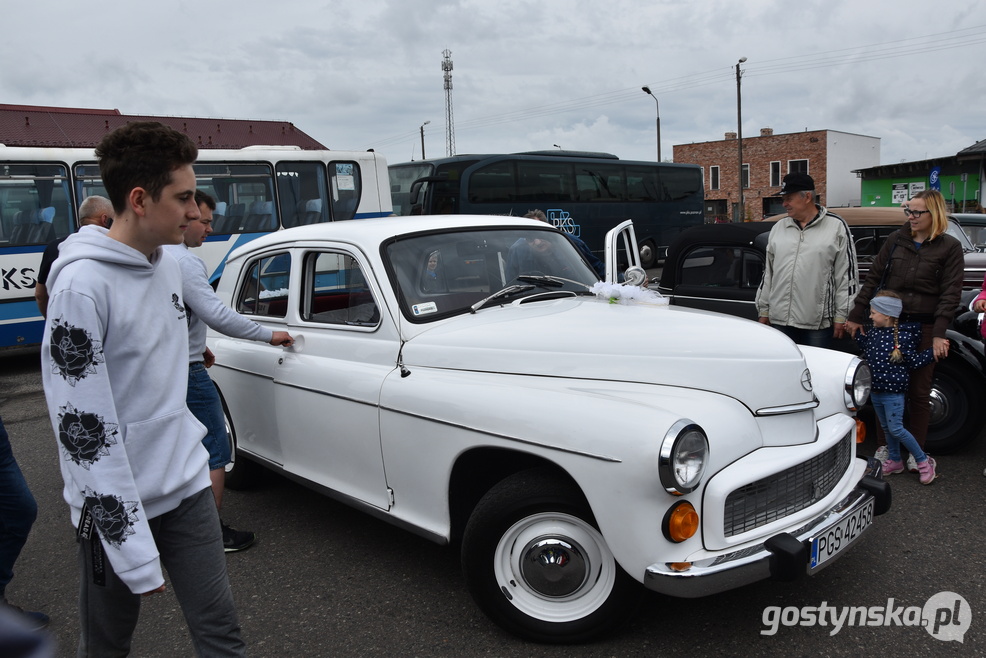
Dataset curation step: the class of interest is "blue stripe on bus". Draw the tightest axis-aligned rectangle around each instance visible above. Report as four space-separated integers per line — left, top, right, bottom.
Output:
2 244 46 255
0 300 44 348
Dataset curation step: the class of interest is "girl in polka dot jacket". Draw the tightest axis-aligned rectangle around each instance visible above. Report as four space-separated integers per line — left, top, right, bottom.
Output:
854 291 937 484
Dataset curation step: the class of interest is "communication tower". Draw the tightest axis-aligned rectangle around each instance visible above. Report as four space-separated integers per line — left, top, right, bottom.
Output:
442 49 456 156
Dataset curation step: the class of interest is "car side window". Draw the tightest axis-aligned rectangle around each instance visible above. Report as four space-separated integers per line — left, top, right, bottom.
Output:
302 251 380 326
678 247 764 288
678 247 764 290
236 253 291 318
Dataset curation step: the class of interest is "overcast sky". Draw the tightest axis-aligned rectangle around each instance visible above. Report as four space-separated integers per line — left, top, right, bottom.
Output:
3 0 985 168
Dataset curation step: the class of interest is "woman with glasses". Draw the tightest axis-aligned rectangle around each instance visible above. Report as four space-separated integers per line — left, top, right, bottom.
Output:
845 189 964 478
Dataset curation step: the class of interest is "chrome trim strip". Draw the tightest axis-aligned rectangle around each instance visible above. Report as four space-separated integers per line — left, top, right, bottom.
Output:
755 399 818 416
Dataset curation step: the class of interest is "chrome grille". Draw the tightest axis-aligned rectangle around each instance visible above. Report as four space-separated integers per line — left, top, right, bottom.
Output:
723 433 852 537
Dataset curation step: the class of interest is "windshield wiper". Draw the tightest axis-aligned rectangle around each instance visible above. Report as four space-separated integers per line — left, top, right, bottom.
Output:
470 284 535 313
515 274 591 290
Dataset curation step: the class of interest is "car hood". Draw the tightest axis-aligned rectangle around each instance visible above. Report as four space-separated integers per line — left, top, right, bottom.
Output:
402 297 814 412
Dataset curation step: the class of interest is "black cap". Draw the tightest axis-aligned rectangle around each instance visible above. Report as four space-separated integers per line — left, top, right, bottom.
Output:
774 173 815 196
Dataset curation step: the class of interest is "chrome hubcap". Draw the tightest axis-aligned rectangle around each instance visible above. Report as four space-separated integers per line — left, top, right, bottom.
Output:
520 538 588 597
928 388 948 425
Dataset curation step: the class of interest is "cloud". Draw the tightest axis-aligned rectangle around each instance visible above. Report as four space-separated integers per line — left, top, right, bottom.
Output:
0 0 984 168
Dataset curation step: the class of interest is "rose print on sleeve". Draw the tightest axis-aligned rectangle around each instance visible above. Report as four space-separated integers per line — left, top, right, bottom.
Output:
49 317 104 386
57 405 118 470
83 487 139 548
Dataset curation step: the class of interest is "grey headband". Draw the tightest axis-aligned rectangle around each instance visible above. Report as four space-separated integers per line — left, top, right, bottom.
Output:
871 296 902 318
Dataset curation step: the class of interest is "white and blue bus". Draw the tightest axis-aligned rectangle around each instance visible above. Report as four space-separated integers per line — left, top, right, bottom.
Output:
0 145 392 350
388 151 704 268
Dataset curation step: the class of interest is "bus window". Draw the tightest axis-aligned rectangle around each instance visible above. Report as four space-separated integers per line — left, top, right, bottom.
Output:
626 166 661 202
660 166 703 202
517 161 575 204
276 161 329 228
389 163 433 216
575 164 625 202
0 163 74 245
329 162 361 221
193 163 276 234
73 163 109 211
469 161 514 204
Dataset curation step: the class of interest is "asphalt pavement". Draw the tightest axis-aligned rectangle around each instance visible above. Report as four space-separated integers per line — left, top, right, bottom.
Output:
2 345 984 657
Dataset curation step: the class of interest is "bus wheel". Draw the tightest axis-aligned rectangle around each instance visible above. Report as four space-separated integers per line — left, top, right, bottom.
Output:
639 239 658 269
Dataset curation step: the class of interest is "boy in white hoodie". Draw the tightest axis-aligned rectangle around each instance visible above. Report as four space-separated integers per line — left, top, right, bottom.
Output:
41 122 245 656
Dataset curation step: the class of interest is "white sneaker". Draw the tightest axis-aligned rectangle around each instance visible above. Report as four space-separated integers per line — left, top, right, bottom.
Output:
874 446 889 462
906 454 919 473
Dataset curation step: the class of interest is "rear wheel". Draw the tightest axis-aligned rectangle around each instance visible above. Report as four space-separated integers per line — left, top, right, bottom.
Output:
461 469 640 643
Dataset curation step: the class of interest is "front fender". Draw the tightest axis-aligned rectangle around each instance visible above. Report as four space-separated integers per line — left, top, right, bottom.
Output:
945 327 986 376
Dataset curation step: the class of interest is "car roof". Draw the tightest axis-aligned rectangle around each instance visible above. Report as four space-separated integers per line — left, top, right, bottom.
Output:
224 214 545 262
812 206 907 227
952 213 986 226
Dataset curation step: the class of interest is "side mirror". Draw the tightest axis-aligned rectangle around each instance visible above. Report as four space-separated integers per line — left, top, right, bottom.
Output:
623 266 647 287
409 180 424 205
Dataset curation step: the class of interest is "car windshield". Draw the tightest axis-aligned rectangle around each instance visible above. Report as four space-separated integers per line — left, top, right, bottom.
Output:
385 227 599 322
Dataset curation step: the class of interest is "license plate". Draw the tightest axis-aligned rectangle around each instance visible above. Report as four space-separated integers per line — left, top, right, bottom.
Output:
809 498 874 571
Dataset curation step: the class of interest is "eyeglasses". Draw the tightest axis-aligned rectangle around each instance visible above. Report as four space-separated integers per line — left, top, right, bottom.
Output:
903 208 930 218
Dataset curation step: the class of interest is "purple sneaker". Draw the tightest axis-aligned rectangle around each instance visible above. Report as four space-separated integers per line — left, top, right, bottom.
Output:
882 459 905 476
918 457 936 485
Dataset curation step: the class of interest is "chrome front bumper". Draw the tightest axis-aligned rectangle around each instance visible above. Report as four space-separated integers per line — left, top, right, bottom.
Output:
644 458 891 598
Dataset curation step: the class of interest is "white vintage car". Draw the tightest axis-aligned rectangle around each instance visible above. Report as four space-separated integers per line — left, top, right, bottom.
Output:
209 215 890 643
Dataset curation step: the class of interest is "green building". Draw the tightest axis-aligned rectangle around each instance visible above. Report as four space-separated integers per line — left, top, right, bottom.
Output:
854 139 984 211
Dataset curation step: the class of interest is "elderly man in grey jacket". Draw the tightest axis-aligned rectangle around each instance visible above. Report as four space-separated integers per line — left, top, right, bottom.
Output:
755 173 858 348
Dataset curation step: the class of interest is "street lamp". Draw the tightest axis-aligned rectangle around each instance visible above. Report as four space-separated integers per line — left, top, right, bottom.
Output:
553 144 562 149
735 57 747 222
641 86 661 162
420 121 431 160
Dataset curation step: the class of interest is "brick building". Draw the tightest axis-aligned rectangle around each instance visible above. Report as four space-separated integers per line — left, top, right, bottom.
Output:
0 103 327 150
674 128 880 222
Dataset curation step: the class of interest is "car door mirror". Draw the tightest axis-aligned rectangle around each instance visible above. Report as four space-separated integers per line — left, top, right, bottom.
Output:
623 266 647 287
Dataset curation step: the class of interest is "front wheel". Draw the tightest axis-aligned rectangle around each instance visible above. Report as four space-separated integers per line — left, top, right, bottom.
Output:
461 469 640 643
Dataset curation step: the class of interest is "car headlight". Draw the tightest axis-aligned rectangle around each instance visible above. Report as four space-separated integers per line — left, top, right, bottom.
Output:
844 357 871 411
659 420 709 495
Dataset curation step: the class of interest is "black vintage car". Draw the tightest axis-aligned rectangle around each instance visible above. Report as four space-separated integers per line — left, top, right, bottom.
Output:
656 219 986 454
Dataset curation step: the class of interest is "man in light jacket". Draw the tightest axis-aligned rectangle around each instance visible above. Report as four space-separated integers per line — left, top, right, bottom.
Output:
755 173 858 348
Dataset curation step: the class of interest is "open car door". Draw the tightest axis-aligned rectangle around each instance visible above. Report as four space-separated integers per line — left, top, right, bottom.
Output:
604 220 646 284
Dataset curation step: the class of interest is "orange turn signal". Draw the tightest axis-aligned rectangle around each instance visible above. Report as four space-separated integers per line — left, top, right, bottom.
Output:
855 417 867 444
663 501 699 543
